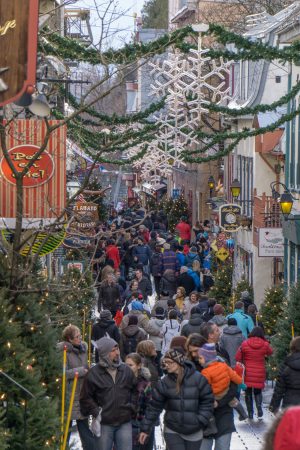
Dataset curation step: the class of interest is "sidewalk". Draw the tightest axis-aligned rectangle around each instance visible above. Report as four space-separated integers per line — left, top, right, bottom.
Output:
71 385 275 449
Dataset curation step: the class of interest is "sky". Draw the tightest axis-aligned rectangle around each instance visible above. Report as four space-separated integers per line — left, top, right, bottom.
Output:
71 0 146 48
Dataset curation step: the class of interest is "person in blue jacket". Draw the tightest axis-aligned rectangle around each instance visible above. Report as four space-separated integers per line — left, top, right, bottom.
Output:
176 245 186 268
186 246 201 268
226 301 254 338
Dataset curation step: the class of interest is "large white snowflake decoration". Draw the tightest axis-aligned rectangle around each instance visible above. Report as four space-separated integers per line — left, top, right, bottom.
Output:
125 38 231 180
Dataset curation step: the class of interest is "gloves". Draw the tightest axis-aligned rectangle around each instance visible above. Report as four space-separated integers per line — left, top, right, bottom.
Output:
90 409 102 437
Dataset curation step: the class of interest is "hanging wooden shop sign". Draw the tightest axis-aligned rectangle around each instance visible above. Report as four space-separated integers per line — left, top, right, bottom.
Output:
219 203 242 232
0 0 39 106
72 202 99 230
0 145 55 187
0 120 66 224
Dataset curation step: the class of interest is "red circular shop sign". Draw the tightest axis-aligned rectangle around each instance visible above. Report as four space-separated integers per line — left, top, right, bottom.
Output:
0 145 54 188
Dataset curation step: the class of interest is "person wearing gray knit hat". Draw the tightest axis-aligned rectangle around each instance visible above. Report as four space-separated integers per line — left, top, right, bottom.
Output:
92 336 120 368
100 310 112 320
80 338 138 449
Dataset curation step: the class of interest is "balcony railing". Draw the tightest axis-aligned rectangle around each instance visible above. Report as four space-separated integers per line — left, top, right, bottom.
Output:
253 191 282 247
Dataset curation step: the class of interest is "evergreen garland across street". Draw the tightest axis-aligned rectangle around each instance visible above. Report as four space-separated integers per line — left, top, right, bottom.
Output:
39 22 300 165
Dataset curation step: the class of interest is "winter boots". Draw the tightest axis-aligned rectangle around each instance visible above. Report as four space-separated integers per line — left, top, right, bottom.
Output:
234 402 248 421
254 393 263 418
245 393 254 419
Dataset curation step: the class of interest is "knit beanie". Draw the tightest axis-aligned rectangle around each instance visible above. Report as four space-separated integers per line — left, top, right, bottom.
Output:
92 337 118 359
241 290 250 299
198 343 217 363
170 336 187 352
164 348 185 366
100 310 112 320
274 407 300 450
213 304 225 316
131 301 144 311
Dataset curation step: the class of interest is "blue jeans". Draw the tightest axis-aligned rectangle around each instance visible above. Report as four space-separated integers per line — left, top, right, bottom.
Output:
200 433 232 450
99 422 132 450
165 433 202 450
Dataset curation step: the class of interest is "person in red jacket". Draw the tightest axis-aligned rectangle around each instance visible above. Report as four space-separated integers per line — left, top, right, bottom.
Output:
105 239 121 269
235 326 273 420
138 225 150 243
262 406 300 450
175 217 191 244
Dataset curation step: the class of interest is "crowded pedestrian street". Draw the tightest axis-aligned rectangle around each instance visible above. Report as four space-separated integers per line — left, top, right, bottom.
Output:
2 1 300 449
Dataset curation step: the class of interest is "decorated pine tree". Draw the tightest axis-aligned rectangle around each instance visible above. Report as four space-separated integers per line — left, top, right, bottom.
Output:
156 195 189 231
0 405 9 450
270 284 300 376
0 288 59 449
54 267 95 335
209 263 233 311
259 286 285 337
233 277 254 302
0 254 95 449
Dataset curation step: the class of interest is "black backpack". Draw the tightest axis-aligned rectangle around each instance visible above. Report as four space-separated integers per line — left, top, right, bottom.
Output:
123 333 138 356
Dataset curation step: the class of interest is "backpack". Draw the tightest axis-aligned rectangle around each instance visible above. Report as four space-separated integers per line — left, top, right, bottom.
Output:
162 320 181 353
123 333 138 356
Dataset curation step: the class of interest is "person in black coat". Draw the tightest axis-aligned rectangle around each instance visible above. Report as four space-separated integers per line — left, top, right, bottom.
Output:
91 310 120 362
181 307 204 338
240 290 253 314
195 336 238 450
135 268 153 301
139 349 214 449
80 337 138 449
97 274 122 317
159 269 177 298
150 245 162 296
269 337 300 413
177 266 196 295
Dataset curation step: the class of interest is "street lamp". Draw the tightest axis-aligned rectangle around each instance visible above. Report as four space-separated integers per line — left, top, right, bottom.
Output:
230 178 241 199
208 175 215 194
208 176 215 199
208 176 215 190
270 181 299 221
279 191 294 219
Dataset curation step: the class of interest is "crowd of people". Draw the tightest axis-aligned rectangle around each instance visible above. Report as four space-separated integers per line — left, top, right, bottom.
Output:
60 207 300 450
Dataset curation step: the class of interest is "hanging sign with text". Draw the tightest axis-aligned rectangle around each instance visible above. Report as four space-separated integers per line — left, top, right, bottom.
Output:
0 145 54 187
219 204 242 232
0 0 39 106
72 202 99 230
0 120 66 223
258 228 284 257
